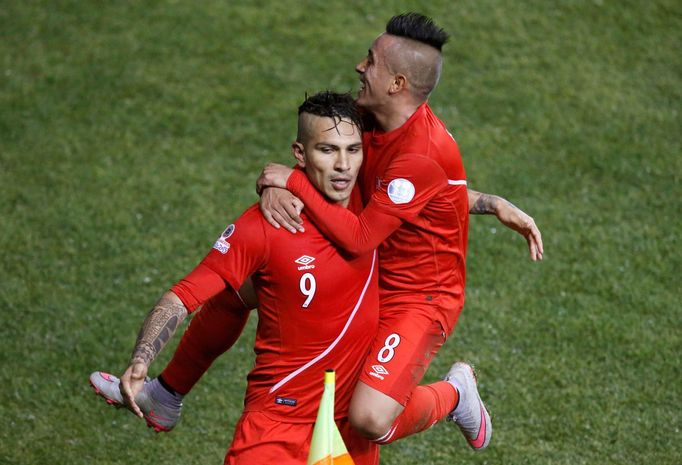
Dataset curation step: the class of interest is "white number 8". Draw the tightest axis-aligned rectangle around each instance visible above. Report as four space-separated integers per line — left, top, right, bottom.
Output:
299 273 316 308
377 333 401 363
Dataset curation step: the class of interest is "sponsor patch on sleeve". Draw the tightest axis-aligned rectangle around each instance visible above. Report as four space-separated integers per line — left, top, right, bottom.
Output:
212 224 235 254
387 178 415 204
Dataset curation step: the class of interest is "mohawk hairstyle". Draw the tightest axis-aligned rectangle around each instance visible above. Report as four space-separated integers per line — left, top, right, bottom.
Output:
386 13 449 51
297 91 363 137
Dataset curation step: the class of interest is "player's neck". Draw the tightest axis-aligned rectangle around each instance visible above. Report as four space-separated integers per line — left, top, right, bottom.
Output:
372 100 422 133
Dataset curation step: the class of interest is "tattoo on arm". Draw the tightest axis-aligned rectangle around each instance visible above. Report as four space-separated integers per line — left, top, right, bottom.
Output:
470 193 500 215
130 293 188 367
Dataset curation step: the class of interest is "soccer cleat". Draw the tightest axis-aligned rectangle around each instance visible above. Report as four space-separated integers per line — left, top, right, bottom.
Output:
89 371 182 432
444 362 492 450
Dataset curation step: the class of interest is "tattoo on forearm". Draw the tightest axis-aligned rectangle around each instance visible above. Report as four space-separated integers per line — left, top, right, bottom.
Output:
130 294 187 366
470 194 499 215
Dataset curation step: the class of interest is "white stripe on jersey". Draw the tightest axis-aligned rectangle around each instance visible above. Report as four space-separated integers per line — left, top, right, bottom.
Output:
448 179 467 186
269 250 378 394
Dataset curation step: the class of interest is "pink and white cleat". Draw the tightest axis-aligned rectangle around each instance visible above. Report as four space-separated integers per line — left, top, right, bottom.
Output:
89 371 182 432
444 362 492 450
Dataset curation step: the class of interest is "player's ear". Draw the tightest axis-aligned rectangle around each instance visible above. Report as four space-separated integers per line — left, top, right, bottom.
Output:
389 73 407 95
292 141 306 168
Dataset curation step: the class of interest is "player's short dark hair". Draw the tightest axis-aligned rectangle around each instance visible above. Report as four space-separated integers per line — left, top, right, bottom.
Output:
386 13 449 51
297 91 363 135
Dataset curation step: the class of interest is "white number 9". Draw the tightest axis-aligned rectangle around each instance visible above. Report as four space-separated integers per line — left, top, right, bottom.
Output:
299 273 316 308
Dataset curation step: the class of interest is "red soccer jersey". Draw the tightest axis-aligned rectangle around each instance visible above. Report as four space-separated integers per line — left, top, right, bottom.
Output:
286 103 468 333
171 198 378 422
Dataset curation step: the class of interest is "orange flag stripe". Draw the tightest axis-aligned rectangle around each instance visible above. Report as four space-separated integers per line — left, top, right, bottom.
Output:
310 453 354 465
331 453 355 465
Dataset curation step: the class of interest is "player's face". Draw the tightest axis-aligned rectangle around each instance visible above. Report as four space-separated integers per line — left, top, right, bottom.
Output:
355 33 395 111
294 116 363 207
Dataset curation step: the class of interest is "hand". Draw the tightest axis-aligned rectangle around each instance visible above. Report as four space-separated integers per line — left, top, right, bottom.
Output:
256 163 294 194
259 187 305 233
119 362 148 418
495 201 544 261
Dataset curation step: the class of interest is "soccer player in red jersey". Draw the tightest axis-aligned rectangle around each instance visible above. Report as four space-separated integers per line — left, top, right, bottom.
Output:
93 12 542 456
91 92 380 465
256 13 542 450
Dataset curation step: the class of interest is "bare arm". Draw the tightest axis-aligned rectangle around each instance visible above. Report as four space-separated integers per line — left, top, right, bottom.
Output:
129 291 188 366
120 291 188 416
468 189 499 214
467 189 544 261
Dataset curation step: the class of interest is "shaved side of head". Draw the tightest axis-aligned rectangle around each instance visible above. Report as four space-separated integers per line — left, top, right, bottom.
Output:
384 36 443 101
296 112 317 145
383 12 449 101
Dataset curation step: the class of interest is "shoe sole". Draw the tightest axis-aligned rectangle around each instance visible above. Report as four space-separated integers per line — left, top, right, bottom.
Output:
88 377 172 433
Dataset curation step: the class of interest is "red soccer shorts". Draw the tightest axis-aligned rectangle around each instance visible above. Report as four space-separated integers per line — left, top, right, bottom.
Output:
224 411 379 465
358 302 454 406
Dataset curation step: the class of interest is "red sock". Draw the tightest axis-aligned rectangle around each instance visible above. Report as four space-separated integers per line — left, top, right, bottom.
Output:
160 289 249 394
374 381 458 444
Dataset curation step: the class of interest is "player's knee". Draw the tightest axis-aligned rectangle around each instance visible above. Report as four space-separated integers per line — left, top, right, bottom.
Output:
349 404 397 440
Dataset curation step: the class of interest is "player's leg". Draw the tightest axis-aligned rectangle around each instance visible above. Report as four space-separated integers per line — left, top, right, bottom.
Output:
160 283 255 394
349 307 452 439
338 418 380 465
349 303 491 449
348 383 404 437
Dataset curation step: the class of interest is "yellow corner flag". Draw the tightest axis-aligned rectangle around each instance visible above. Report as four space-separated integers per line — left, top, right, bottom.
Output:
307 370 355 465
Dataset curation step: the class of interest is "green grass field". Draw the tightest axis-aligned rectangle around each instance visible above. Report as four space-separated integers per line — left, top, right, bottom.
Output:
1 1 680 464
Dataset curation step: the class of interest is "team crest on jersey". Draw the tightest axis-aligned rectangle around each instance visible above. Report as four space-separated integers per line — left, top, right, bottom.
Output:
221 224 235 239
295 255 316 270
213 224 235 254
387 178 415 204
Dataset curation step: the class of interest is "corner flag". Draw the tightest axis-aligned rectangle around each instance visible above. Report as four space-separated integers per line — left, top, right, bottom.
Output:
307 370 355 465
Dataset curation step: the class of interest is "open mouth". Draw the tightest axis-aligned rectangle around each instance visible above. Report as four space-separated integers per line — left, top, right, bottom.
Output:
331 178 351 191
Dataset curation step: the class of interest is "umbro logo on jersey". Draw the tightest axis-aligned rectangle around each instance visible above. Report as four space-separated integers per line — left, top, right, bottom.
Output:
295 255 316 270
295 255 315 265
368 364 389 380
372 365 389 375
